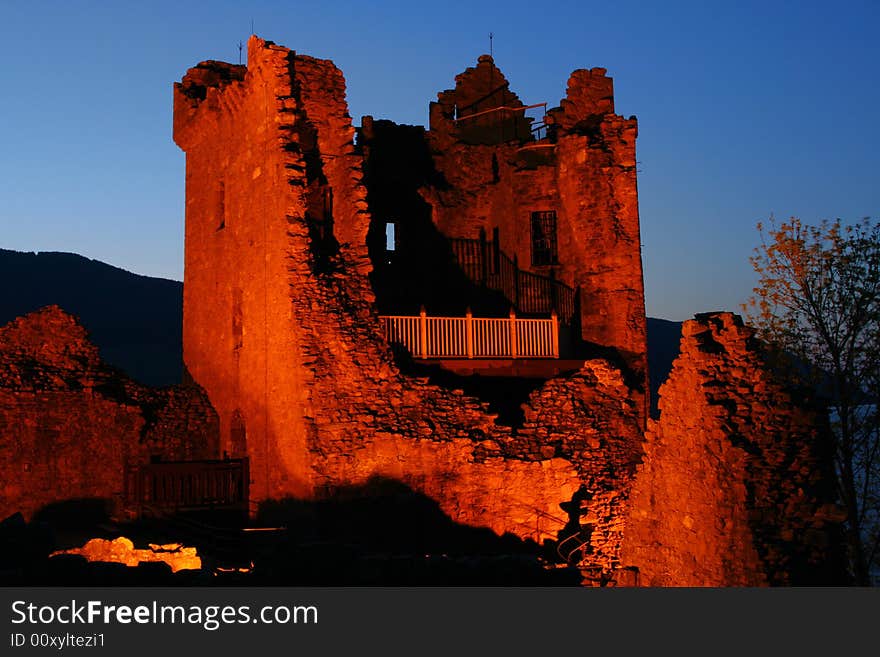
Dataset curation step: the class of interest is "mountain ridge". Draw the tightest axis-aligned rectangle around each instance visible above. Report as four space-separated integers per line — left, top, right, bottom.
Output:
0 248 183 386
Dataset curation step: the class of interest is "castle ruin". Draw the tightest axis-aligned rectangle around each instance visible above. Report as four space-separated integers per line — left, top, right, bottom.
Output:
0 35 846 586
167 36 844 584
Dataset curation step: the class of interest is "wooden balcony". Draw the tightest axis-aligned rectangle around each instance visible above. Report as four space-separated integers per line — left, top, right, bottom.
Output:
381 308 559 360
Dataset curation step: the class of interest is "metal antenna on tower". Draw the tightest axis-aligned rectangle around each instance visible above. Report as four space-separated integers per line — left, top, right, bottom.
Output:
238 41 243 65
489 32 494 58
251 18 254 35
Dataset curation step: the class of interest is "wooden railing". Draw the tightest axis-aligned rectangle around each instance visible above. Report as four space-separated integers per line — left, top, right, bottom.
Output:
124 458 249 516
448 235 576 323
381 308 559 359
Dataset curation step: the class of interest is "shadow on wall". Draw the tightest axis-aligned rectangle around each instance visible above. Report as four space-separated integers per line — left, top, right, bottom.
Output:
252 477 582 585
30 498 114 532
392 356 551 428
362 120 513 318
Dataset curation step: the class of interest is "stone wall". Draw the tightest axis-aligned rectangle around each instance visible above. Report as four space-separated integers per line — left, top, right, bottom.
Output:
429 55 531 146
546 68 615 132
0 38 846 586
621 313 846 585
0 306 219 520
175 43 315 501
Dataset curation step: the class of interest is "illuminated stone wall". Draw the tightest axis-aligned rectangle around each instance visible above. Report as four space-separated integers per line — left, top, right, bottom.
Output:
0 39 844 586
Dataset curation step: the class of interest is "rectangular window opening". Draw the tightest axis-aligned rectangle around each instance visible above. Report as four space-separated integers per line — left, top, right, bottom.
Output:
530 210 558 266
385 222 397 251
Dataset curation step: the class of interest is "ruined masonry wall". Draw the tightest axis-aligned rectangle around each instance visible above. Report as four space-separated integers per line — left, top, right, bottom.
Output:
0 307 219 520
549 68 614 131
0 38 843 586
621 313 844 586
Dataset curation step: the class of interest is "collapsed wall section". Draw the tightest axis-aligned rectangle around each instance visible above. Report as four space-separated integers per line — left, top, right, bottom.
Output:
621 313 846 585
0 306 218 520
174 37 644 572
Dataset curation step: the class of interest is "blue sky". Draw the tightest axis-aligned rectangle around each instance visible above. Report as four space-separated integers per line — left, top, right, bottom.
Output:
0 0 877 320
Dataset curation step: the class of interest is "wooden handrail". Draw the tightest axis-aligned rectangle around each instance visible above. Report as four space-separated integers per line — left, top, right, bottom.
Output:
455 82 511 114
448 236 576 323
454 102 548 123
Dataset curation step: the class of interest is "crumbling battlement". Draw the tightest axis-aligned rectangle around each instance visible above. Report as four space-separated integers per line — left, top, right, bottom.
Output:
0 306 219 520
621 312 846 585
546 68 615 132
429 54 532 145
175 60 246 101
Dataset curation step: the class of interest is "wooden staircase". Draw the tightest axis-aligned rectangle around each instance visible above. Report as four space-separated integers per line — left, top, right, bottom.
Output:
449 230 577 323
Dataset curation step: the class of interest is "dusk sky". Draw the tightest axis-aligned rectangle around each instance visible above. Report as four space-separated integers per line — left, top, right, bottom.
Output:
1 0 877 321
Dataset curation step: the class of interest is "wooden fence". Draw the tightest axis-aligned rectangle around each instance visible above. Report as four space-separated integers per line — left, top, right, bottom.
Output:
381 309 559 359
124 458 249 516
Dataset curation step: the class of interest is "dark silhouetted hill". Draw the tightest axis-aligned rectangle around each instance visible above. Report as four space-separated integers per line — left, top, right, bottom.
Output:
0 249 685 404
0 249 182 386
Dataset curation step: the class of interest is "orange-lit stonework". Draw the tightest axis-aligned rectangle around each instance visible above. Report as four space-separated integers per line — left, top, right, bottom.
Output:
422 59 647 394
621 313 846 585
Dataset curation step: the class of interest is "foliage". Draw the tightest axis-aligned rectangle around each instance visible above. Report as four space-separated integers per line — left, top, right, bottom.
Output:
745 216 880 585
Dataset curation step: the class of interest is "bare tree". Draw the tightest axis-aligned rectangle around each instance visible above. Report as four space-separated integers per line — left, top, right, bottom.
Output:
745 217 880 585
